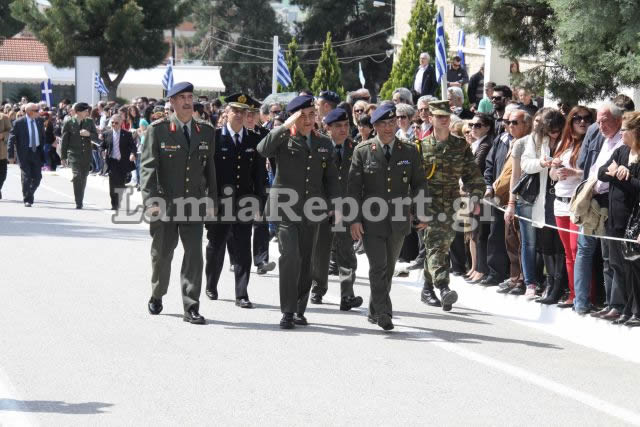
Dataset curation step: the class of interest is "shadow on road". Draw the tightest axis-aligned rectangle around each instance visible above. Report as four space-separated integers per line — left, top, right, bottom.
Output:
0 216 148 240
0 399 113 414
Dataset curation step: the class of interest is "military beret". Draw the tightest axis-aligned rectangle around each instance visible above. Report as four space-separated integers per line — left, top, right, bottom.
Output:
166 81 194 98
225 93 250 109
73 102 90 112
286 95 314 113
429 100 451 116
324 108 349 125
370 103 396 124
318 90 341 105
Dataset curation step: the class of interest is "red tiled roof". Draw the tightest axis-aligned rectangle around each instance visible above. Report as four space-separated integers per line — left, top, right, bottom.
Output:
0 37 50 63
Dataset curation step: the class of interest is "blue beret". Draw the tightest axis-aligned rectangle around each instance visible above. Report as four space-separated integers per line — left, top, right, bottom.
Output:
324 108 349 125
370 103 396 124
318 90 341 104
167 82 194 98
286 95 314 113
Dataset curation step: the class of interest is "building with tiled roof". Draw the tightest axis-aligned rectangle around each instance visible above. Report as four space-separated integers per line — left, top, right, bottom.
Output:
0 37 50 63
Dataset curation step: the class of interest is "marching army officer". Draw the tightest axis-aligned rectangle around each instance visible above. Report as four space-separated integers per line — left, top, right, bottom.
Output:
61 102 98 209
310 108 363 310
348 103 428 331
417 101 485 311
257 95 340 329
205 94 265 308
140 82 217 325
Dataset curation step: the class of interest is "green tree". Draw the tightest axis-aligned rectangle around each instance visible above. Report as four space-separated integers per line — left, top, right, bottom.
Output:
280 38 308 92
179 0 288 98
0 0 24 39
311 32 345 98
292 0 393 96
379 0 438 100
11 0 190 101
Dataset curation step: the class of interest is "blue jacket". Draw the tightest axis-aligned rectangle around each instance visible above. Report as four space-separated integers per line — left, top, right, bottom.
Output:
577 122 605 180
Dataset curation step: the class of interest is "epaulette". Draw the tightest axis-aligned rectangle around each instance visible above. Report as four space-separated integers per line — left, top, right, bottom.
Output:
355 139 374 150
195 118 214 130
150 117 169 127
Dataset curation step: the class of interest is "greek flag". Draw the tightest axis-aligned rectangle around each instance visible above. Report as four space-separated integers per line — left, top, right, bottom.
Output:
40 79 53 107
277 48 292 88
435 11 447 83
358 62 366 88
94 71 109 95
162 58 174 92
456 29 466 69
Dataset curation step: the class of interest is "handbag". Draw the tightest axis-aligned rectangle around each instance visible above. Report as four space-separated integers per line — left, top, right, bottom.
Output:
512 172 540 204
622 202 640 261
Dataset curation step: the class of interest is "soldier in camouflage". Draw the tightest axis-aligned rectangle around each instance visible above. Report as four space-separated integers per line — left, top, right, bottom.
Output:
417 100 485 311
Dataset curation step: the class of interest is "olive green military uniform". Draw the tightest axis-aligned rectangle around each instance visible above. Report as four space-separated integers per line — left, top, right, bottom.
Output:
311 138 358 300
257 125 340 315
60 117 98 207
417 132 485 290
347 136 427 318
140 114 217 312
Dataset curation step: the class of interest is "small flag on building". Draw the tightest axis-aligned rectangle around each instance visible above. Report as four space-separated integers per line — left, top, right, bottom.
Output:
435 11 447 83
162 58 174 92
94 71 109 96
276 48 292 88
456 29 466 69
40 79 53 107
358 62 366 88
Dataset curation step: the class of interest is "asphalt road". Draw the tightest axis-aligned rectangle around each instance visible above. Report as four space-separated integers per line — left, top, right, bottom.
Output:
1 164 639 426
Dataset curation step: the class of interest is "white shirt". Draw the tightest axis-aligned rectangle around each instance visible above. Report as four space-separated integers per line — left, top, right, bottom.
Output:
176 118 192 137
414 66 427 94
111 130 121 160
226 123 243 144
471 135 486 155
553 148 582 216
589 131 623 194
26 116 40 148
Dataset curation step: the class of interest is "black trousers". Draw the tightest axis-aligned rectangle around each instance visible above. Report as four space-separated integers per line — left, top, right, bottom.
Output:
277 221 317 314
20 154 42 204
107 160 128 209
449 230 467 273
0 159 7 192
627 259 640 316
252 221 271 266
486 206 509 281
206 223 252 300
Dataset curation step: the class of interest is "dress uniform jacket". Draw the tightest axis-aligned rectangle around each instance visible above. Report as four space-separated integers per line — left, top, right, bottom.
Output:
60 117 98 166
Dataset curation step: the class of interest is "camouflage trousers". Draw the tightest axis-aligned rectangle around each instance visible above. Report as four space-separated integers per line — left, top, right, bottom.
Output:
422 223 457 289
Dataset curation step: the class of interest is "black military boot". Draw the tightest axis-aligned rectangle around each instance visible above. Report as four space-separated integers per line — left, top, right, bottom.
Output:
421 282 442 307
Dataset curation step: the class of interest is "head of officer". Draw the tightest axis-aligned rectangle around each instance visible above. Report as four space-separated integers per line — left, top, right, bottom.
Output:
224 93 249 133
370 103 397 144
284 95 316 137
72 102 90 120
167 82 194 123
324 108 350 146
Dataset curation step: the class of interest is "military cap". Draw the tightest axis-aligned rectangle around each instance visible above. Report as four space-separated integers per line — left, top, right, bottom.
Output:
286 95 314 113
245 94 262 112
318 90 341 105
324 108 349 125
225 93 250 109
429 100 452 116
166 81 194 98
73 102 90 112
370 103 396 124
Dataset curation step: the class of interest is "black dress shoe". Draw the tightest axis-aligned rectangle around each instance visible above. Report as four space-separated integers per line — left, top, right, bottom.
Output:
612 314 631 325
280 313 295 329
205 289 218 300
235 298 253 309
340 296 364 311
24 202 32 207
508 283 526 295
256 261 276 275
377 314 394 331
421 287 442 307
624 316 640 327
293 313 308 325
367 314 378 324
183 309 205 324
479 276 499 287
148 297 163 315
76 204 83 209
439 287 458 312
310 294 323 304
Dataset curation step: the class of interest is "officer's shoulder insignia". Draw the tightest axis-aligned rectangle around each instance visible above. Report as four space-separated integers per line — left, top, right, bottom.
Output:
150 117 169 127
196 118 214 130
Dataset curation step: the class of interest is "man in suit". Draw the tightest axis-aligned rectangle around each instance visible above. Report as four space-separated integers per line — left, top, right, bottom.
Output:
413 52 438 99
101 115 137 210
7 103 45 207
204 94 265 309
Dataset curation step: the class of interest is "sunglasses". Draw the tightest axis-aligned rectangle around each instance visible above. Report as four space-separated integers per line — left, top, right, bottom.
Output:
270 110 281 114
464 131 472 135
491 96 504 101
418 108 430 113
505 120 520 126
470 122 485 129
354 109 364 114
572 114 593 124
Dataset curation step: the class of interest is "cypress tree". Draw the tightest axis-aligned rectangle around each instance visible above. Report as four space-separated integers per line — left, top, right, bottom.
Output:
310 32 345 99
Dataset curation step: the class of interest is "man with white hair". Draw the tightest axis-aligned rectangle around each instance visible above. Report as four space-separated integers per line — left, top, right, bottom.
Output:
392 87 413 105
447 87 473 119
413 52 437 98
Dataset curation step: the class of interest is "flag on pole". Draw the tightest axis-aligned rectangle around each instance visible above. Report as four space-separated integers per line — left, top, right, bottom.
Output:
93 71 109 96
435 11 447 83
456 29 466 69
162 58 174 92
40 79 53 107
276 48 292 88
358 62 366 88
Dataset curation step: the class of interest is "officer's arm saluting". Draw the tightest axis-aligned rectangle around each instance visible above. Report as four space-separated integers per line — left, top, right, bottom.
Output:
257 111 301 158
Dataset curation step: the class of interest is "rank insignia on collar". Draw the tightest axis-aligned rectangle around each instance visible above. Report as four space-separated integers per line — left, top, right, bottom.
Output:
169 122 176 133
371 143 376 151
194 122 201 133
290 126 297 136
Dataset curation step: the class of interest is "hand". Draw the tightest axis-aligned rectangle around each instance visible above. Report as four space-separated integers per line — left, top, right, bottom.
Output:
79 129 90 137
472 202 481 216
146 205 161 217
415 222 428 231
332 210 343 225
283 111 301 130
129 153 136 162
205 207 216 219
606 160 618 176
616 165 630 181
557 168 572 181
637 234 640 244
540 157 553 168
551 157 563 168
61 159 68 167
8 157 16 164
504 205 515 223
484 189 494 199
350 222 364 241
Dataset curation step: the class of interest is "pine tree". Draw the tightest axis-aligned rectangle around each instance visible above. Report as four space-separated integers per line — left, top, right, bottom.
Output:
278 38 309 93
379 0 438 100
310 32 345 99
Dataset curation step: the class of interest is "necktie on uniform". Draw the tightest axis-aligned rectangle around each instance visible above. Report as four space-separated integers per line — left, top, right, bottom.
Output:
384 144 391 162
29 119 37 152
234 133 240 147
335 145 342 164
183 124 190 146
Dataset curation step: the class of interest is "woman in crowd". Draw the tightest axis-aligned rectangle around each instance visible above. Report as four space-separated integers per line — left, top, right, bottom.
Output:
520 109 568 304
352 100 368 138
127 105 141 130
354 115 373 144
134 112 150 190
598 111 640 325
465 113 494 284
365 103 377 117
548 106 594 313
395 103 416 141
